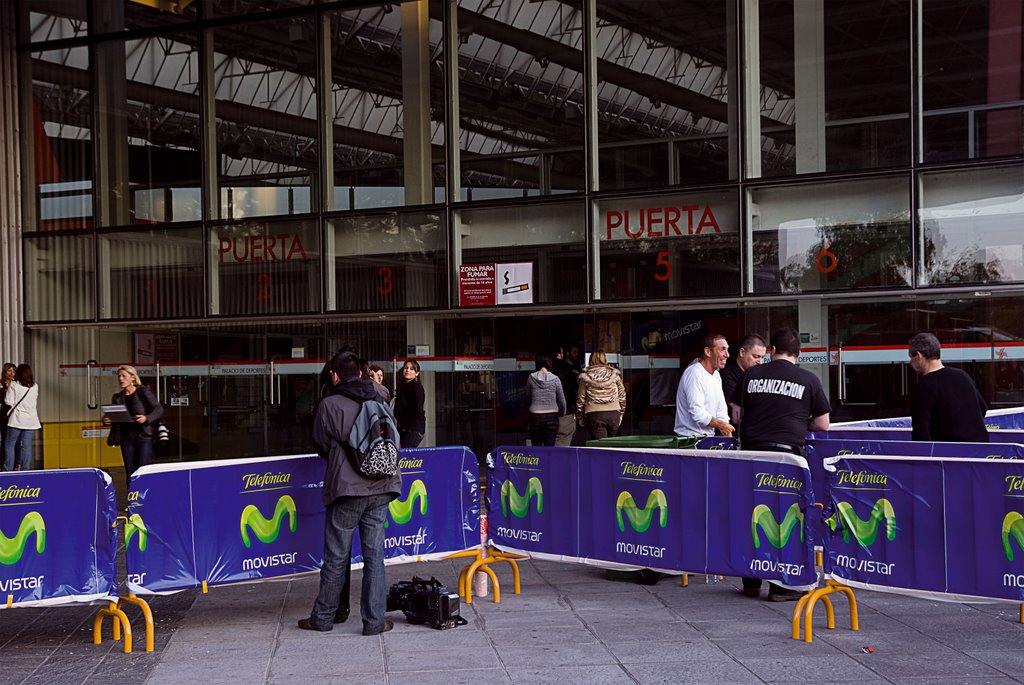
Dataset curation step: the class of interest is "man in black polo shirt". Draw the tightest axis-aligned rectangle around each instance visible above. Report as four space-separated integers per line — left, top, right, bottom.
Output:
731 327 830 601
908 332 988 442
721 333 768 404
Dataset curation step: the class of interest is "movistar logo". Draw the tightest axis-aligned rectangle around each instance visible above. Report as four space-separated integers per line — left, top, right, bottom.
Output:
827 499 897 546
501 478 543 519
0 512 46 565
241 495 297 548
1002 512 1024 561
125 513 148 552
388 479 427 527
616 490 667 533
751 503 804 549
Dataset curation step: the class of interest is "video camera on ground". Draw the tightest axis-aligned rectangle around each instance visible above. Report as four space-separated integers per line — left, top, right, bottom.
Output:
387 576 466 630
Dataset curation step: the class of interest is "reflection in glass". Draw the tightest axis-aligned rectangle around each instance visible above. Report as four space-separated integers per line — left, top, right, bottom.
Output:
28 45 93 230
456 202 586 305
920 167 1024 286
19 2 88 42
24 235 95 321
597 190 740 300
211 220 321 316
100 228 204 319
330 211 447 311
922 2 1024 162
456 0 584 196
754 1 910 177
596 1 735 189
749 177 912 294
213 14 317 219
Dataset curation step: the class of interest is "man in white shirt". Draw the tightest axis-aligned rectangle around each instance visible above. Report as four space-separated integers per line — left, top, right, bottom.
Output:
673 334 735 438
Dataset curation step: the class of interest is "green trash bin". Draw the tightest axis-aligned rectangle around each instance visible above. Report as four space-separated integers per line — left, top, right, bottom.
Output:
585 434 700 449
586 434 699 584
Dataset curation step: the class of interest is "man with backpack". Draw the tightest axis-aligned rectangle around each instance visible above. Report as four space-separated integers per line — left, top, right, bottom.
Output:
298 351 402 636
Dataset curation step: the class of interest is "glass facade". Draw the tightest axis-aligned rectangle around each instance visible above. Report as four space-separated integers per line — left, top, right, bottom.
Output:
10 0 1024 468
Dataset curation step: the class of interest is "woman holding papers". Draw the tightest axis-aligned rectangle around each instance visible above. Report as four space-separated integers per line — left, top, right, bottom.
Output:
102 365 164 486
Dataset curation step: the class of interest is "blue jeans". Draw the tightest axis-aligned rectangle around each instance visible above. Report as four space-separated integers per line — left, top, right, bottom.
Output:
309 493 392 634
120 434 154 486
3 427 36 471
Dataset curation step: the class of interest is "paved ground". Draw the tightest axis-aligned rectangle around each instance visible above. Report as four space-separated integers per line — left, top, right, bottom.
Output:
3 557 1024 685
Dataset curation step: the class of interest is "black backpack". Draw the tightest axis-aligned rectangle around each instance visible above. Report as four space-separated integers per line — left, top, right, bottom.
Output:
347 399 400 479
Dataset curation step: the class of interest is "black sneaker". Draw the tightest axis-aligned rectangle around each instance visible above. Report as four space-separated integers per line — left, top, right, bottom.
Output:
742 587 761 598
766 587 803 602
334 607 349 624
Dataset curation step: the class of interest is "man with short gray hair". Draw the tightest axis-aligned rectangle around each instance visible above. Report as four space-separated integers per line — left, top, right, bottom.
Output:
908 332 988 442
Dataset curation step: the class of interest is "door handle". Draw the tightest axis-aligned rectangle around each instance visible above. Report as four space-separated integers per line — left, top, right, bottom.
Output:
86 359 98 410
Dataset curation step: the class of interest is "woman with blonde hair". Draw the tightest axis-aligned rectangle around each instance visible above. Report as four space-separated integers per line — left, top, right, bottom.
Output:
102 365 163 486
3 364 41 471
0 362 16 455
575 350 626 441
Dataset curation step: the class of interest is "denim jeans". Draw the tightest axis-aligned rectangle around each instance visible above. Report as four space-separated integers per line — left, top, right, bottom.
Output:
309 493 392 634
120 434 154 486
3 427 35 471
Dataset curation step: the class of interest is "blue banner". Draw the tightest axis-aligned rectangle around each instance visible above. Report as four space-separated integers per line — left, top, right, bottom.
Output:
695 437 736 450
823 457 947 594
0 469 117 607
833 407 1024 431
351 447 480 565
127 455 327 594
944 460 1024 601
813 428 1024 444
487 446 816 588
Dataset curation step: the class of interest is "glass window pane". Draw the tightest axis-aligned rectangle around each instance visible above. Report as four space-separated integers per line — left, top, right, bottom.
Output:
596 1 735 189
922 1 1024 162
749 177 912 294
90 1 197 34
24 235 95 321
118 33 201 225
329 210 447 311
329 4 445 210
456 0 584 197
99 227 205 319
207 0 312 19
213 13 318 219
211 219 321 315
754 1 910 178
596 189 740 300
18 2 88 42
29 45 93 230
455 202 586 305
920 166 1024 286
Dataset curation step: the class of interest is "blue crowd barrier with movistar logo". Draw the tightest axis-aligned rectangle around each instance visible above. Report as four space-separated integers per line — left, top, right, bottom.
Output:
0 469 117 607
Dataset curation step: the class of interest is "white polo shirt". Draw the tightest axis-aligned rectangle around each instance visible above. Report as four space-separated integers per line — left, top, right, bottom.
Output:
673 359 729 437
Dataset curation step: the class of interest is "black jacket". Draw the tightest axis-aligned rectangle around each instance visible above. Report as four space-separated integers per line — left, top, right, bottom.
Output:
111 386 164 438
393 378 425 433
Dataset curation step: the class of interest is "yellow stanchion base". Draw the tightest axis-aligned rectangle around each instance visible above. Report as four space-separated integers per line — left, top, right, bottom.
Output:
448 546 524 605
93 600 133 654
791 580 859 643
118 594 155 652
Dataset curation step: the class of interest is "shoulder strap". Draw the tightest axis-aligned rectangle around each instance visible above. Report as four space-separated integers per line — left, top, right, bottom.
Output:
6 388 29 414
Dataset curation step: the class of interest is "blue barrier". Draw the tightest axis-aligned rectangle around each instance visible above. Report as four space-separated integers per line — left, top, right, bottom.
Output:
823 455 1024 603
0 469 118 608
833 406 1024 431
487 446 817 590
126 447 479 594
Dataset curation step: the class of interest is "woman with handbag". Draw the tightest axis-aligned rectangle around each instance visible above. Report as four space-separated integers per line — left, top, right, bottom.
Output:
3 364 41 471
102 365 163 486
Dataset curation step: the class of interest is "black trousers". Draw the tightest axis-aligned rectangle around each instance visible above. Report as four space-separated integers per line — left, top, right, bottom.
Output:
528 413 560 447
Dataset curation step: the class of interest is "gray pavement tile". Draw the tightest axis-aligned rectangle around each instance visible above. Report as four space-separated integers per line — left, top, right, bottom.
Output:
963 650 1024 677
851 652 1004 679
269 649 385 676
17 675 89 685
469 608 581 629
162 620 281 643
494 643 617 669
465 593 564 613
893 679 1020 685
738 654 880 682
388 668 512 685
659 597 786 622
690 618 797 641
713 636 842 658
928 629 1024 651
83 677 150 685
564 592 670 612
819 630 954 656
268 674 383 685
607 638 727 663
623 658 762 685
587 619 704 643
507 665 634 685
146 661 269 684
553 580 653 594
483 624 600 647
380 627 493 652
572 605 685 624
386 645 501 672
158 638 277 660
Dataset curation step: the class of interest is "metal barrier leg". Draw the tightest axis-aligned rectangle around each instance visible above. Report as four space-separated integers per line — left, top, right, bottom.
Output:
119 594 155 652
93 601 133 654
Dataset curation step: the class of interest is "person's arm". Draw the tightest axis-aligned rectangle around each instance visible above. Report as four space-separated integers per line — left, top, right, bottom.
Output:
576 377 586 417
616 372 626 414
414 381 425 420
808 413 830 432
4 384 15 405
312 401 333 459
141 387 164 424
555 381 566 416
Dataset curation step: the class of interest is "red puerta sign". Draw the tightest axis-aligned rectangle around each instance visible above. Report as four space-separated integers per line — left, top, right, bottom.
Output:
599 196 737 241
218 233 308 263
459 263 533 307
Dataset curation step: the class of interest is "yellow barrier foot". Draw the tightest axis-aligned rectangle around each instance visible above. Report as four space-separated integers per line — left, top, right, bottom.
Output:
93 601 134 653
119 594 155 652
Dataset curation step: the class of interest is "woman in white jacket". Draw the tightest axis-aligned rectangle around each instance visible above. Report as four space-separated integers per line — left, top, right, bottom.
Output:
3 364 41 471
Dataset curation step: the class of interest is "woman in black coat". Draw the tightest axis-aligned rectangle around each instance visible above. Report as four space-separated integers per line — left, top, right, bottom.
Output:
393 360 425 448
102 364 164 486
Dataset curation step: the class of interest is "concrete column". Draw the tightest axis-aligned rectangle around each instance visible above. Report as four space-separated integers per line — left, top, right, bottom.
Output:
401 0 433 205
793 0 826 174
0 0 25 363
